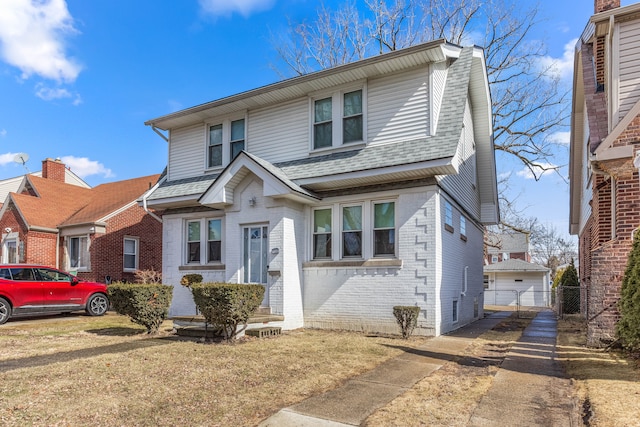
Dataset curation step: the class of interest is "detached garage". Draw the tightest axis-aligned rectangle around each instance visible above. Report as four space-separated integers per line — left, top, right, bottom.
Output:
483 259 551 307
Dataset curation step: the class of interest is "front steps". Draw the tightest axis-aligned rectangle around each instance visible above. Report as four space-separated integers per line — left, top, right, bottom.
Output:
171 309 284 339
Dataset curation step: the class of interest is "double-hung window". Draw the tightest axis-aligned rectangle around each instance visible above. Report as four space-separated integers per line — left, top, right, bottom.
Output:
68 236 90 270
207 219 222 262
373 202 395 256
312 201 396 260
123 237 139 271
186 218 223 265
313 208 332 259
342 205 362 257
444 201 454 232
207 117 246 169
312 87 364 150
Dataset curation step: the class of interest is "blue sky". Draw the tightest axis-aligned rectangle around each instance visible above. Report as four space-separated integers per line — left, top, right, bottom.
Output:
0 0 632 239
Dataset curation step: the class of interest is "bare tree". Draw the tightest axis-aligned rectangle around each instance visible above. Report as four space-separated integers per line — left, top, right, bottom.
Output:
270 0 569 181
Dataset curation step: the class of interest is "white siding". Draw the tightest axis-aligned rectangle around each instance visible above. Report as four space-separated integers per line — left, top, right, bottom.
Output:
579 101 592 234
439 191 485 333
248 98 310 163
168 123 205 181
367 67 430 145
438 99 481 220
430 61 448 135
616 19 640 124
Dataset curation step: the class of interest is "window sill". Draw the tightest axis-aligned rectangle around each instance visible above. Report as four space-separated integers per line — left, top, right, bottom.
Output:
445 224 454 233
460 234 467 242
303 259 402 269
179 264 226 271
309 141 365 156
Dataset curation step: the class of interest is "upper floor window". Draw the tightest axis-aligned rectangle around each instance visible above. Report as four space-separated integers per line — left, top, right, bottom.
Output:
312 87 365 150
186 218 223 265
460 216 467 241
207 117 246 169
124 237 139 271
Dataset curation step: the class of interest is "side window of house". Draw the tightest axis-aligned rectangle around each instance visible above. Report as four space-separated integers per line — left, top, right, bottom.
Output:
460 216 467 240
123 237 139 271
313 208 332 259
444 201 454 233
187 221 201 263
208 219 222 262
373 202 395 256
312 87 364 150
68 236 90 270
342 205 362 257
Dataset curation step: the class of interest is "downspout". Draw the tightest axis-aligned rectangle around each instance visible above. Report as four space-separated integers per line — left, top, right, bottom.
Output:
606 15 615 131
152 126 169 142
142 178 164 224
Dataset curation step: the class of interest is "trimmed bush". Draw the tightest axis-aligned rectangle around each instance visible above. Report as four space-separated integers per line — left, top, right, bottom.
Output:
393 306 420 339
560 260 580 314
191 283 265 341
617 233 640 351
108 283 173 334
180 274 203 287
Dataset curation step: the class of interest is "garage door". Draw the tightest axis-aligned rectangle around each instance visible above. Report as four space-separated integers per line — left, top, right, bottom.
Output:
493 273 547 307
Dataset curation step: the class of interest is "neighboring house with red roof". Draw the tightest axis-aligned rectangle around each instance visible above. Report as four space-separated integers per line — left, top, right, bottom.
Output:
0 158 162 283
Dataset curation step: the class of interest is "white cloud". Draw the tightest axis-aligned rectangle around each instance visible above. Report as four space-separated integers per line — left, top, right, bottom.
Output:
60 156 114 179
198 0 275 17
548 131 570 144
0 0 82 82
516 162 559 180
0 152 20 166
34 83 82 105
0 129 6 138
539 38 577 82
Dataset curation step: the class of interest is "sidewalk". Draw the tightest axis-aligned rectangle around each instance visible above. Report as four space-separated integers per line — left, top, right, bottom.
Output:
258 310 579 427
258 311 511 427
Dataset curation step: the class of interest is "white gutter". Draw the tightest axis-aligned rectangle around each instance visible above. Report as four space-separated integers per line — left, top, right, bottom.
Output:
142 177 165 223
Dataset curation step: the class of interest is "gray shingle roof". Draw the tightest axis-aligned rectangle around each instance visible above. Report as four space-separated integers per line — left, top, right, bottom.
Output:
147 46 476 203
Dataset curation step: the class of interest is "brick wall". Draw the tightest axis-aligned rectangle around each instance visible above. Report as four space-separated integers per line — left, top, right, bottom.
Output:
71 205 163 283
41 158 66 182
595 0 620 13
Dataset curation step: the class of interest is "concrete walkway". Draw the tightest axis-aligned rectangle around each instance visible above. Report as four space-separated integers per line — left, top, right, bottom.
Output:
258 310 580 427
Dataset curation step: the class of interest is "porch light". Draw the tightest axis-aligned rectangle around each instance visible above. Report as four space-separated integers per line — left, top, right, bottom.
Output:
249 196 256 207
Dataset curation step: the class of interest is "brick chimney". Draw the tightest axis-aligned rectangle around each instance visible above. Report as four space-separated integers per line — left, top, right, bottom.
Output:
595 0 620 13
41 158 66 182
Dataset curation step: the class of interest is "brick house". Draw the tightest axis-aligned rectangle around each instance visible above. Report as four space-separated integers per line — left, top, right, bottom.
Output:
0 158 162 283
143 41 499 336
569 0 640 345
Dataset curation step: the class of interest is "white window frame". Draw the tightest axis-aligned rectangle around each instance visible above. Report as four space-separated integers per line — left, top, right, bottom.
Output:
185 218 224 266
341 204 363 259
67 235 90 272
123 237 139 272
444 200 454 233
309 84 367 152
310 199 396 261
205 114 247 171
460 215 467 240
2 233 18 264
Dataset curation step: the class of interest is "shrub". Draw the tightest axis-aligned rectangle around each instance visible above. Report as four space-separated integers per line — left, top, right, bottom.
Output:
108 283 173 334
560 260 580 314
191 283 264 341
134 269 163 284
393 306 420 339
617 233 640 351
180 274 203 288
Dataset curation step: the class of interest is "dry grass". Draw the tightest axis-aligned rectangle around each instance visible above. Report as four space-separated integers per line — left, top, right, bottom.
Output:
0 313 428 427
364 311 537 426
557 315 640 427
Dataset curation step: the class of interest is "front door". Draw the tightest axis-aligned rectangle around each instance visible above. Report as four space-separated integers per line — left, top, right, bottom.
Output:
243 225 268 306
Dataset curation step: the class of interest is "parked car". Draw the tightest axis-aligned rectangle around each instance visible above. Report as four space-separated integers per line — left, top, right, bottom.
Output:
0 265 109 324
